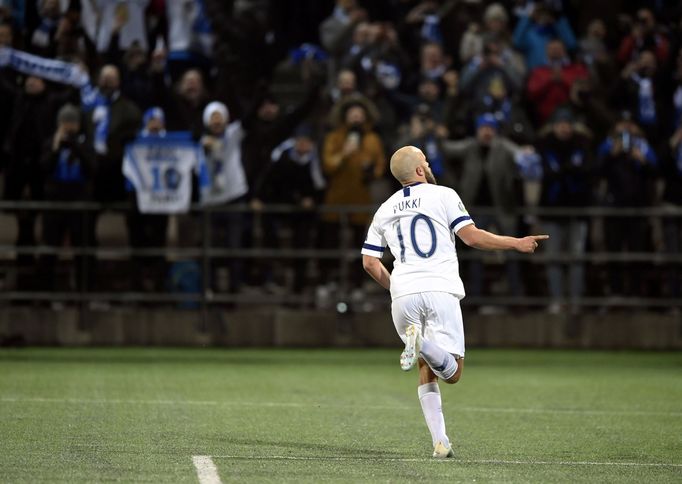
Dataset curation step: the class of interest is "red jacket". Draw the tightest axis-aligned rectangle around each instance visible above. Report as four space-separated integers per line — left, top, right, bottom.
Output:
526 63 588 123
617 34 670 65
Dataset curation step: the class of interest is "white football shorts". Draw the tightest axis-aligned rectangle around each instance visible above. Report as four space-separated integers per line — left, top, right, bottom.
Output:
391 291 465 358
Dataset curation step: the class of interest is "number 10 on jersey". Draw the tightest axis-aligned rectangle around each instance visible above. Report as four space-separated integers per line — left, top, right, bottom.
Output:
395 214 437 262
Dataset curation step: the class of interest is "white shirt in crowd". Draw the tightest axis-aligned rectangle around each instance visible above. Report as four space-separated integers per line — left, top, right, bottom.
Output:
199 121 249 206
83 0 149 52
166 0 212 57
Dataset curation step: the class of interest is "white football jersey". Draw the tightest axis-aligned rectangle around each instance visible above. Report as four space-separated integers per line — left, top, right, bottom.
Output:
361 182 474 300
123 136 204 214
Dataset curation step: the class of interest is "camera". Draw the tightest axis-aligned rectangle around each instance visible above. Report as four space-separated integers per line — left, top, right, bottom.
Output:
60 133 77 148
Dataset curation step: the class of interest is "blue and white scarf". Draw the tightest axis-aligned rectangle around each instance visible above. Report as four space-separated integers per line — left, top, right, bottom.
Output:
631 73 657 126
89 93 119 155
421 14 442 44
31 16 57 48
673 85 682 130
0 47 120 155
0 47 89 87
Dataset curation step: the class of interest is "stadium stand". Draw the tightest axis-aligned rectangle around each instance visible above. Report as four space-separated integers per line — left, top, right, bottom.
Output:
0 0 681 318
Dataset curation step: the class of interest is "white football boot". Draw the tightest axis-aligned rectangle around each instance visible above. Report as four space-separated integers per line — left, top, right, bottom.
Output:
432 441 455 459
400 324 422 371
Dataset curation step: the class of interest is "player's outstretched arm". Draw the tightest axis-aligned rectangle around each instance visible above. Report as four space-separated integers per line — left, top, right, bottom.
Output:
362 255 391 290
457 224 548 253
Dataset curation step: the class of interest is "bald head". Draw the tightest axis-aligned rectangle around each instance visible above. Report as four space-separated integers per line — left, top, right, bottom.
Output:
390 146 428 185
98 64 120 97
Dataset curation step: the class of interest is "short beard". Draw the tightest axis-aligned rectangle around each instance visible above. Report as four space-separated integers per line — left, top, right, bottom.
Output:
425 169 438 185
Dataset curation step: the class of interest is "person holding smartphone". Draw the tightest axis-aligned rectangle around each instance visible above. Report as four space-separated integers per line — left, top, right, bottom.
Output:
320 95 386 290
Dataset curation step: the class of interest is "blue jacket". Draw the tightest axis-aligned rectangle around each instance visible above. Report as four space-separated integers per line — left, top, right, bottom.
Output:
513 16 577 70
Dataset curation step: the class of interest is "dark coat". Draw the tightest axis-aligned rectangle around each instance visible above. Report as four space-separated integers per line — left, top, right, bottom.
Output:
0 78 75 165
537 132 594 209
85 93 141 201
241 87 320 190
442 136 521 232
41 132 95 200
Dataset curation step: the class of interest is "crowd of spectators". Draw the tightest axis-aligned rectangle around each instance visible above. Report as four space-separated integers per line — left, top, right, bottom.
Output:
0 0 681 312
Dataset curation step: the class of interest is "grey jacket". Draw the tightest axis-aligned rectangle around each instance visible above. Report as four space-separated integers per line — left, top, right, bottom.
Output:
442 137 521 232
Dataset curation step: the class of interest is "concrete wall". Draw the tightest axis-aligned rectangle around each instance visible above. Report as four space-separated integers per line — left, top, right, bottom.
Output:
0 307 680 349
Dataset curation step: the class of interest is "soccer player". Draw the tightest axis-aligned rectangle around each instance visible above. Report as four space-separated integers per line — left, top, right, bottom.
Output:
361 146 548 458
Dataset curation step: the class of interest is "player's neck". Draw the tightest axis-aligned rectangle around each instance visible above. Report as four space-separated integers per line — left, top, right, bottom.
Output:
401 179 426 187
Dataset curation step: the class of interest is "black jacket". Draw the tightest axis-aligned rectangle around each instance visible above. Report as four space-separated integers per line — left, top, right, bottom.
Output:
254 147 322 205
0 78 75 165
537 132 594 208
241 86 320 190
41 133 95 200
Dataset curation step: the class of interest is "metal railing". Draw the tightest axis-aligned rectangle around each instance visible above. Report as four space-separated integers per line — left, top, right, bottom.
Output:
0 200 680 313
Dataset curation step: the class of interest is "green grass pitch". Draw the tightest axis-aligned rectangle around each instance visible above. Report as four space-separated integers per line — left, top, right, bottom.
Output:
0 347 680 483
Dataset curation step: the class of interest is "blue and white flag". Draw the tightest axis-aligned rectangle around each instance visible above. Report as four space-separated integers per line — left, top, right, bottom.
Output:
123 134 204 214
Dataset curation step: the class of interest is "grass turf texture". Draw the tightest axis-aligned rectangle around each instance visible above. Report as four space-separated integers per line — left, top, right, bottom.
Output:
0 348 680 483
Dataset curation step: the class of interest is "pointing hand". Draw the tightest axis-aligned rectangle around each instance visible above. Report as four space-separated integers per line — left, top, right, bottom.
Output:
516 235 549 253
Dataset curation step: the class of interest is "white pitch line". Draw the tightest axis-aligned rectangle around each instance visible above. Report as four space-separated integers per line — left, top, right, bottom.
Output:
454 406 682 417
0 397 218 406
192 455 222 484
211 455 682 468
1 396 680 417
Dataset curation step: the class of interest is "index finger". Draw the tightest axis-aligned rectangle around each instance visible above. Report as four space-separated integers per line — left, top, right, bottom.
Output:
531 235 550 240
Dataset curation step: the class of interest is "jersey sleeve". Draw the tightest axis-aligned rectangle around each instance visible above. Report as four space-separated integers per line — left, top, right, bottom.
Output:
446 189 474 234
361 217 386 258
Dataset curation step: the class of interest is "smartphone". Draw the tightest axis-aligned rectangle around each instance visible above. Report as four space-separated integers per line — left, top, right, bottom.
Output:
347 131 361 150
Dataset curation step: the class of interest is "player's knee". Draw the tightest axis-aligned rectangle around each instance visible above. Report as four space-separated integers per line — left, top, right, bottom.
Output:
443 373 460 384
443 359 463 384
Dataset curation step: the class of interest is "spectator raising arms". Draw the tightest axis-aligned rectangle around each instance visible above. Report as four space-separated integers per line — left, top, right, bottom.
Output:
513 3 577 70
526 39 588 124
241 79 322 194
459 2 524 77
617 8 670 66
200 101 249 294
612 50 666 147
252 124 326 296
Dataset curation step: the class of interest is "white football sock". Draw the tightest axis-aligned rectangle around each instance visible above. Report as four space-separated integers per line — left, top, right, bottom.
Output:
420 340 458 380
418 382 449 447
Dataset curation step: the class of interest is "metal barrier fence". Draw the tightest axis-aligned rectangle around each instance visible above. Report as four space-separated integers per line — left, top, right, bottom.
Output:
0 201 681 312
